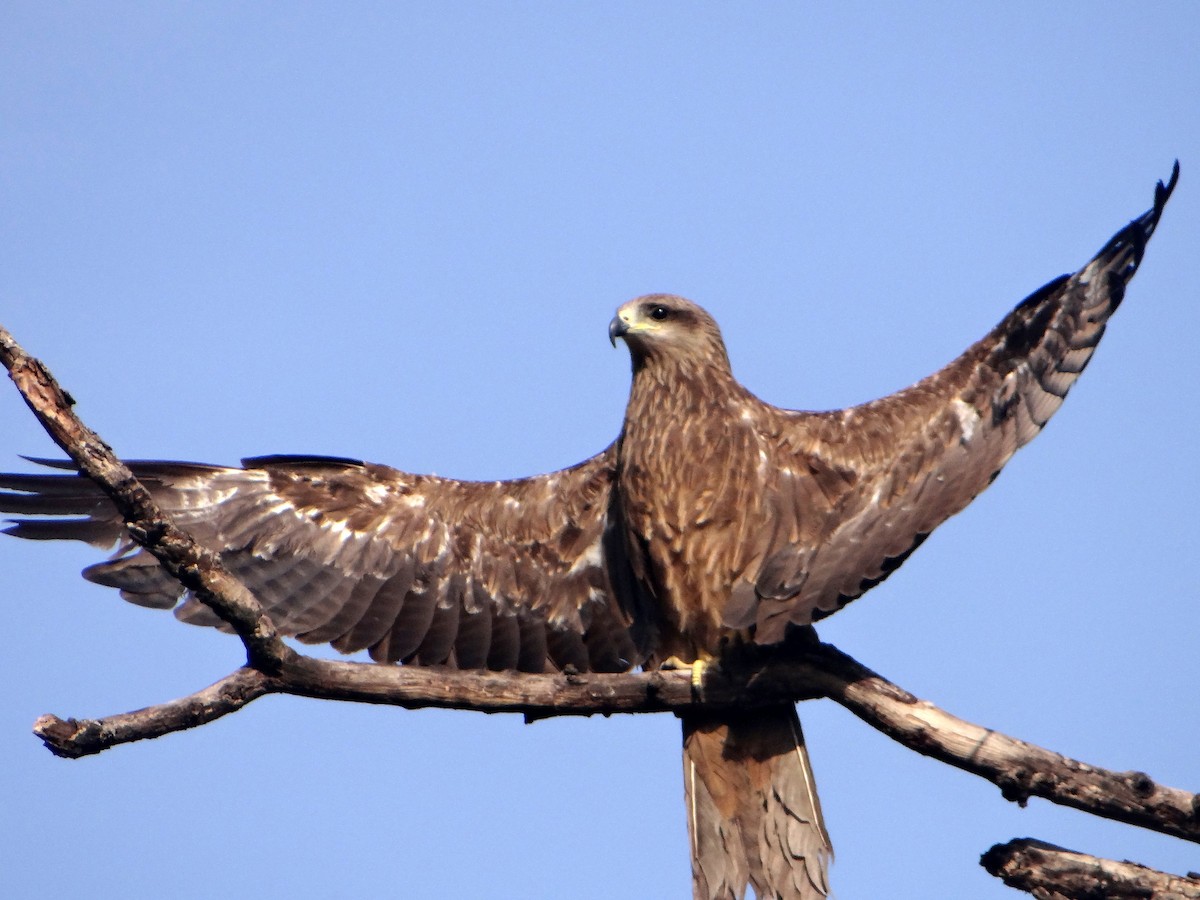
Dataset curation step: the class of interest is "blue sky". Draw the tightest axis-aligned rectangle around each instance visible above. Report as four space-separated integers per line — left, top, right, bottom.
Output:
2 5 1198 898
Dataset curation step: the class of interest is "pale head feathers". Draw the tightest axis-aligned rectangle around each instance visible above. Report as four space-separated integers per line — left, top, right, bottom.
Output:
610 294 731 374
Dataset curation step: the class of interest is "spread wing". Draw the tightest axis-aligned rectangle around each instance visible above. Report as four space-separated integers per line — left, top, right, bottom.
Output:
0 448 644 673
743 164 1178 643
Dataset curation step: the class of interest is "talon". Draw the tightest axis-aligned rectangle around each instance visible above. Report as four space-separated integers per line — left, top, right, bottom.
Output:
658 655 711 698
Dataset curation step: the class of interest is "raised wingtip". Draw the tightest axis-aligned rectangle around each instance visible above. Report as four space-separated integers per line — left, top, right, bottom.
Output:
1156 160 1180 210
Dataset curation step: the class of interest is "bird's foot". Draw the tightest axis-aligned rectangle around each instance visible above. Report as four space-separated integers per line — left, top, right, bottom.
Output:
659 656 711 698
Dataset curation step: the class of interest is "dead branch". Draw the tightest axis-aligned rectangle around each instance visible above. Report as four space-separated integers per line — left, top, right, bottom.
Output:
33 667 273 759
981 838 1200 899
5 322 1199 855
801 647 1200 845
0 325 287 673
25 639 1200 845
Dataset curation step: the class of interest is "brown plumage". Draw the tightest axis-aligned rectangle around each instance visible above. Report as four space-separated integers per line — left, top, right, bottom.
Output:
0 165 1177 899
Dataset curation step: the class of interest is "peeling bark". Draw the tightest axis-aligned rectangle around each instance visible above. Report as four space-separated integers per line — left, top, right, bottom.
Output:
982 838 1200 899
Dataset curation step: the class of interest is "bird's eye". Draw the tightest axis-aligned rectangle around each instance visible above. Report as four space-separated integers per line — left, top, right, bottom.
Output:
649 305 670 321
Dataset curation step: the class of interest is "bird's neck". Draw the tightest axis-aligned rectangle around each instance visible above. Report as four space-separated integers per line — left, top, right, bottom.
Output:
623 355 741 441
618 355 750 505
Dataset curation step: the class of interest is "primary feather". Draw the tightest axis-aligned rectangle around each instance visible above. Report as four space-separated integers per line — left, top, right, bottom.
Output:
2 164 1178 900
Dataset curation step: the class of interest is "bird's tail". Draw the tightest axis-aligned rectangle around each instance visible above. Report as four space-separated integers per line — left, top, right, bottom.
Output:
682 704 831 900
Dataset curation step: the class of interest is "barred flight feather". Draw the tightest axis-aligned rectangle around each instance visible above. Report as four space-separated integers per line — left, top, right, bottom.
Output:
1 164 1178 900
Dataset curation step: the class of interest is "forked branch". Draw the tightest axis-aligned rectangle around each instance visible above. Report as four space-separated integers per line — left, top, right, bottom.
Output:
5 322 1199 886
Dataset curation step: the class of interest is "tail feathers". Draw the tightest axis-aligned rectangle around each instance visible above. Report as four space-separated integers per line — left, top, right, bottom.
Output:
683 705 831 900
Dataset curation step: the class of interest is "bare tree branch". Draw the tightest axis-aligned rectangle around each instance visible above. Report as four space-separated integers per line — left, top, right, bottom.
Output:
24 634 1200 849
33 667 274 759
801 646 1200 845
0 325 287 673
5 322 1199 858
981 838 1200 899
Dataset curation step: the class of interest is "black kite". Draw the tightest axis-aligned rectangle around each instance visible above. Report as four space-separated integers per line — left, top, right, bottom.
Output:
1 164 1178 899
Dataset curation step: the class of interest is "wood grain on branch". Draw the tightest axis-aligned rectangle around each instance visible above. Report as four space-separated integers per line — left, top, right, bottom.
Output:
981 838 1200 899
801 646 1200 845
33 668 273 758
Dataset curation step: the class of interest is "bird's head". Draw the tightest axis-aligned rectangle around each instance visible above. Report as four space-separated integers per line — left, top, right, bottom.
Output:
608 294 730 374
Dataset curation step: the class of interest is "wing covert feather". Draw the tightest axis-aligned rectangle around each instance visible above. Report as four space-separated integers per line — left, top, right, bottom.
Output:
0 448 641 673
746 165 1177 642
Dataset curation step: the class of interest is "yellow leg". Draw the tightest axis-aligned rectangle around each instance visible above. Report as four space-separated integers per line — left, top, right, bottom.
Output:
691 658 708 692
659 656 711 697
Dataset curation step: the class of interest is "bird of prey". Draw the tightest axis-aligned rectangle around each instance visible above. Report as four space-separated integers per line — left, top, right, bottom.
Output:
0 165 1177 900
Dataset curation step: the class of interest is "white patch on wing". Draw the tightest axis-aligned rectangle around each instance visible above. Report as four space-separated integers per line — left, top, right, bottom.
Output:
263 499 298 518
320 517 353 540
757 447 772 480
191 485 242 507
431 533 449 565
364 483 390 504
951 398 981 445
567 542 603 575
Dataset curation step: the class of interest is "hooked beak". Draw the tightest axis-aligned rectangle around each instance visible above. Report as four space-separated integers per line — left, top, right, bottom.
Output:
608 315 628 347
